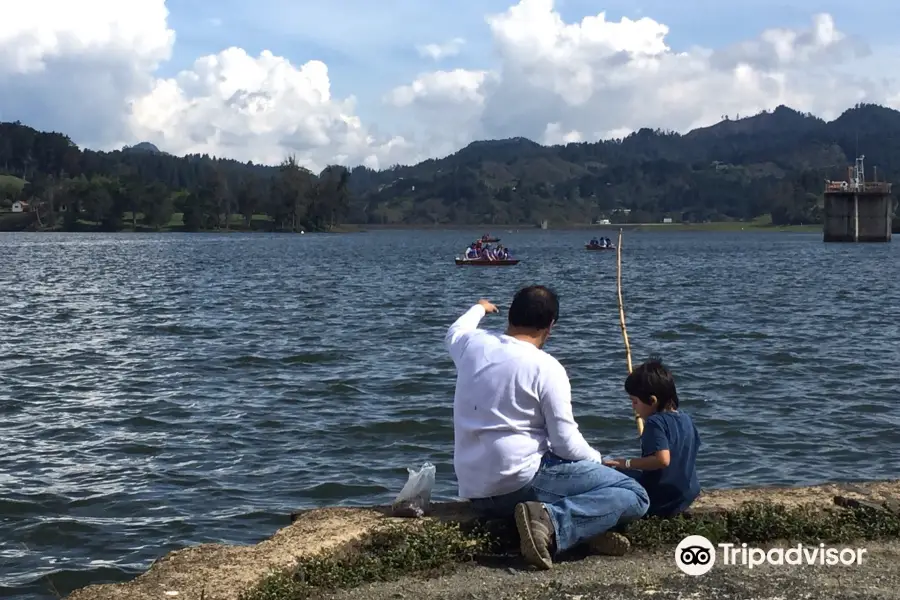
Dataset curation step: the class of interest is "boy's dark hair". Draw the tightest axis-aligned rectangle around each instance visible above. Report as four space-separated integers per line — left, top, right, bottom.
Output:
508 285 559 330
624 355 679 411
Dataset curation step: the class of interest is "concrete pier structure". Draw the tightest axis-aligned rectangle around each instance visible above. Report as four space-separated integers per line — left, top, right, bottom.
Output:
67 480 900 600
823 156 893 242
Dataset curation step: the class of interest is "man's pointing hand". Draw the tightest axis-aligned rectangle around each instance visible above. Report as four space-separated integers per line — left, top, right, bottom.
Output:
478 299 499 313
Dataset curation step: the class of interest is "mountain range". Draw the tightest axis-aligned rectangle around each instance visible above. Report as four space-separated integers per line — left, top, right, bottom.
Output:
343 103 900 225
2 102 899 229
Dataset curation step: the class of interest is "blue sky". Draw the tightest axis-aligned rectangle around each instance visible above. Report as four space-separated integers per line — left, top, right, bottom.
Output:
6 0 897 169
162 0 899 129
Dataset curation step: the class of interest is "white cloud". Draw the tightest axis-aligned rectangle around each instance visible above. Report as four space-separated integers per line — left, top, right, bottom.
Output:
416 38 466 61
389 0 900 148
0 0 173 74
386 69 489 108
129 47 411 171
0 0 412 172
543 123 582 145
2 0 900 173
0 0 173 146
383 69 495 163
601 127 633 141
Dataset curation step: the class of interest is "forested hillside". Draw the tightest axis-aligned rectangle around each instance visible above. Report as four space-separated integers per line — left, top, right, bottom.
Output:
2 103 899 231
347 103 900 226
0 124 350 232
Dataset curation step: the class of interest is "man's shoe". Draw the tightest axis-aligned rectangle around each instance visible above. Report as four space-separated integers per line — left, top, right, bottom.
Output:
587 531 630 556
514 501 554 570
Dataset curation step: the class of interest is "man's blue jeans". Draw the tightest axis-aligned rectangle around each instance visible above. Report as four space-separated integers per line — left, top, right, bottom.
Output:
470 453 650 554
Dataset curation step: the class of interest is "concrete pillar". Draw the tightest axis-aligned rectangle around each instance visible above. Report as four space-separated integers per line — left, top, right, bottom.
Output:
823 192 892 242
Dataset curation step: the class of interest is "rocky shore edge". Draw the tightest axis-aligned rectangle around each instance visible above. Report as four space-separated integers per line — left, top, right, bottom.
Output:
66 480 900 600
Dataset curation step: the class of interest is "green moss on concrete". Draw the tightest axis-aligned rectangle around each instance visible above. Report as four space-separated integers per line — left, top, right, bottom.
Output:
241 520 492 600
242 501 900 600
626 501 900 547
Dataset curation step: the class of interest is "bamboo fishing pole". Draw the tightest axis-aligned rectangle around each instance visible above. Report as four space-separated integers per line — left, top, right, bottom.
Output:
616 228 644 437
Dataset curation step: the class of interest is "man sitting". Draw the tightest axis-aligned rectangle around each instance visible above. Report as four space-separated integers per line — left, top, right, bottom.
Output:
444 286 649 570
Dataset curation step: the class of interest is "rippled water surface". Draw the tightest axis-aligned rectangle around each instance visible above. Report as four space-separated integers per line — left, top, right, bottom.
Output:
2 229 900 598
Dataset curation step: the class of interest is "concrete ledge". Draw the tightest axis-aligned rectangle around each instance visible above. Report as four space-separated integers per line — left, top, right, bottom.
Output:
66 480 900 600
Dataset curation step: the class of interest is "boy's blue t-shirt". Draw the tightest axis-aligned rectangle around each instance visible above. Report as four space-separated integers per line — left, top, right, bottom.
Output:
638 411 700 517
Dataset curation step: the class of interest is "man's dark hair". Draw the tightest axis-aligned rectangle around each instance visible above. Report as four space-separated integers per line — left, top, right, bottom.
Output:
624 355 679 411
508 285 559 330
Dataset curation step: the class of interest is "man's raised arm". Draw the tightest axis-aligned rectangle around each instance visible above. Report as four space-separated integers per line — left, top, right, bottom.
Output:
538 363 604 463
444 299 497 363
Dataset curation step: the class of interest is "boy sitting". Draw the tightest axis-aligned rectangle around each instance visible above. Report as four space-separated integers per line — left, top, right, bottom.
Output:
603 356 701 518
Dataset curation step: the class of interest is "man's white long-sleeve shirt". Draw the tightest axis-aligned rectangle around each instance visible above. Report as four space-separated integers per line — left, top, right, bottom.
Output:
446 304 603 499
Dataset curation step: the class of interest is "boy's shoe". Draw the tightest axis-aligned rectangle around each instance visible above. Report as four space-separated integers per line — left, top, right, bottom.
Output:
586 531 631 556
514 501 554 570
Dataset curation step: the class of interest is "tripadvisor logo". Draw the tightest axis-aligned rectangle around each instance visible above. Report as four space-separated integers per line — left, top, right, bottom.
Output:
675 535 867 576
675 535 716 575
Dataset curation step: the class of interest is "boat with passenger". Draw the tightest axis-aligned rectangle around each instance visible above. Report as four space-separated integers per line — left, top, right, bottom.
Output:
455 257 520 266
586 236 616 250
456 240 519 265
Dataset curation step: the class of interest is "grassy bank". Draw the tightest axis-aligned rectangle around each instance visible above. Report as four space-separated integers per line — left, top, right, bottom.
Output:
0 211 357 233
0 174 27 188
0 211 35 231
0 208 818 234
354 217 820 233
241 500 900 600
620 221 820 233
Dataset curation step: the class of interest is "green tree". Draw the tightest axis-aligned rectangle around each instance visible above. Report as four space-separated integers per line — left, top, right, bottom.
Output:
272 155 313 231
237 176 262 227
142 182 174 230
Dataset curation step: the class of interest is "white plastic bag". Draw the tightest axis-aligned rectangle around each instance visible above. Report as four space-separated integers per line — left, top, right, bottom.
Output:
391 462 436 517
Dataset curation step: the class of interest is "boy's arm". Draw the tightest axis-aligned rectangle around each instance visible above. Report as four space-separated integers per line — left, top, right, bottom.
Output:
631 418 670 470
606 418 669 470
539 363 604 463
445 303 488 362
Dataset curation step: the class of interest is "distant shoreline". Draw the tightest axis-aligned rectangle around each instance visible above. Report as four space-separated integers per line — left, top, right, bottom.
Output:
353 222 821 233
0 214 821 234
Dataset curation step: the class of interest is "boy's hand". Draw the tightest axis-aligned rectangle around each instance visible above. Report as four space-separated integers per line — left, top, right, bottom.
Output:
477 299 498 313
603 458 626 469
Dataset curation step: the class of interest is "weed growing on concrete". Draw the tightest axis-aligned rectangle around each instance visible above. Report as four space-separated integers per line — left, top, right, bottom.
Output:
242 501 900 599
626 502 900 547
241 520 491 600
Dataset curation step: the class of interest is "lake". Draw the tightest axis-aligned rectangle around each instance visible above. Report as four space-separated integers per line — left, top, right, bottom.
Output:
2 229 900 598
